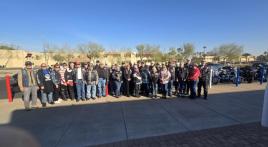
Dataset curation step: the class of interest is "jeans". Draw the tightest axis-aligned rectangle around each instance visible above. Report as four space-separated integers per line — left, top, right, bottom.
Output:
178 81 186 94
41 91 53 104
114 81 121 96
98 78 106 97
168 80 173 96
189 80 197 98
86 84 97 98
161 83 168 97
76 79 85 100
151 83 158 96
23 86 38 109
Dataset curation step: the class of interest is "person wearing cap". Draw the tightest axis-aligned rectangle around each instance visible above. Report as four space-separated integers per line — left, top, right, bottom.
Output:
51 63 63 103
74 61 86 101
36 63 54 107
18 61 38 111
96 63 109 98
197 60 209 100
85 63 98 100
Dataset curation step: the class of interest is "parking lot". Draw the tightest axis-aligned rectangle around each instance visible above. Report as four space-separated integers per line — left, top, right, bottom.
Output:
0 83 266 147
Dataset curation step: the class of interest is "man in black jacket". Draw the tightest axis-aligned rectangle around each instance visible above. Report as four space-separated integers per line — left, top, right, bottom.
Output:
96 63 109 97
197 60 210 100
112 66 122 98
123 63 132 97
176 62 188 97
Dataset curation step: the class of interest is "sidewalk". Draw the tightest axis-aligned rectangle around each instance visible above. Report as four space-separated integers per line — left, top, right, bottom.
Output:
93 122 268 147
0 83 266 147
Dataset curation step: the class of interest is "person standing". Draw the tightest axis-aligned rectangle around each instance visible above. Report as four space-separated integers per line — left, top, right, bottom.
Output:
188 64 200 99
18 61 38 111
59 63 69 100
123 63 132 97
132 65 142 97
66 62 75 100
160 65 171 99
96 63 108 98
141 65 151 97
258 65 265 85
51 63 63 103
176 62 187 97
234 67 241 87
112 66 122 98
197 60 209 100
74 62 86 102
168 65 176 97
184 59 191 95
85 64 98 100
37 63 54 107
150 66 159 98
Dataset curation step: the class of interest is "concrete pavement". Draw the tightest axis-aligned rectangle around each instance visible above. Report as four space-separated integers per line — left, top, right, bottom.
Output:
0 83 266 147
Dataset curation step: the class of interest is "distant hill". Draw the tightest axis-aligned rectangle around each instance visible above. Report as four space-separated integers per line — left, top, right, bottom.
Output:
0 45 17 50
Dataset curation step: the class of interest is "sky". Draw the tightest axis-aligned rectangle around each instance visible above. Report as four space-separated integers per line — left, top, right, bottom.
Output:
0 0 268 55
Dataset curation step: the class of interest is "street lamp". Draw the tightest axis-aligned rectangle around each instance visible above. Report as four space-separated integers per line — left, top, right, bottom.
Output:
203 46 207 55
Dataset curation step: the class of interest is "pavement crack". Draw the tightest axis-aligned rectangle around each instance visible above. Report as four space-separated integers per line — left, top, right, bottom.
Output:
120 102 129 140
54 104 77 147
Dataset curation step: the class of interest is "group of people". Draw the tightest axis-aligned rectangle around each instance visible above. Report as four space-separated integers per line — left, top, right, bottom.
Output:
18 59 210 111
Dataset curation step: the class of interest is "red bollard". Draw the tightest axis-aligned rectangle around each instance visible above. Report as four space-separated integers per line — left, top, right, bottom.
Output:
5 73 13 102
106 84 109 96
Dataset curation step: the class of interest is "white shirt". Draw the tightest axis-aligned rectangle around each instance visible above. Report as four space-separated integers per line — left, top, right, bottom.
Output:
77 68 82 79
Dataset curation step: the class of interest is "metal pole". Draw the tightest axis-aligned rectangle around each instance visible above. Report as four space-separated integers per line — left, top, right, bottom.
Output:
262 83 268 127
209 68 212 88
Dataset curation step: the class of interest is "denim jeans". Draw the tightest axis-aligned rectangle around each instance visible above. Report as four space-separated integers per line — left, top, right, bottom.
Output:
98 78 106 97
76 79 85 100
114 81 121 96
151 83 158 96
189 80 197 98
178 81 186 94
86 84 97 99
41 91 53 104
23 86 38 109
161 83 168 97
168 80 173 96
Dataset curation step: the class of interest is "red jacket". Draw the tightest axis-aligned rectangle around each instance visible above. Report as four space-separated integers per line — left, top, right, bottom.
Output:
188 66 200 81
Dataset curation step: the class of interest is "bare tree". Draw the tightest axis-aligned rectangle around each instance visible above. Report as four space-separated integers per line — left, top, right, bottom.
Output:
78 42 105 63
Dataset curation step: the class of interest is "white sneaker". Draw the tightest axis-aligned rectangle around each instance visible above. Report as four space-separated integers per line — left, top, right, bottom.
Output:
54 99 62 104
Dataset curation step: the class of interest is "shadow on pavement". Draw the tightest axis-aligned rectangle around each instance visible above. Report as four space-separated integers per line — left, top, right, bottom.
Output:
0 89 265 147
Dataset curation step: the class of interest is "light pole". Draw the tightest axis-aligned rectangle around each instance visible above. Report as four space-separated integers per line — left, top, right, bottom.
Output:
203 46 207 56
